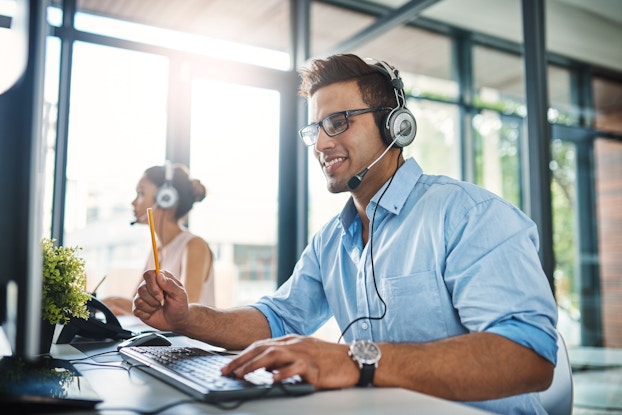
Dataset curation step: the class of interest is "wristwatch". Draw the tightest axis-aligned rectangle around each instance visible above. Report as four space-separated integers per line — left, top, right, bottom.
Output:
349 339 381 387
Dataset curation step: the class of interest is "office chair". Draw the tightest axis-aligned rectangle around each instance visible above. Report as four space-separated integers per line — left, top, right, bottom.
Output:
540 330 573 415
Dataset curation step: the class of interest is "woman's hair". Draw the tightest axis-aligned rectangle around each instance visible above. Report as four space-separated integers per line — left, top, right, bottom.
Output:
298 54 396 132
144 164 206 219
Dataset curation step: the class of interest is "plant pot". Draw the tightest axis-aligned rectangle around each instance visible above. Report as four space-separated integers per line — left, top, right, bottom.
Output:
39 319 56 355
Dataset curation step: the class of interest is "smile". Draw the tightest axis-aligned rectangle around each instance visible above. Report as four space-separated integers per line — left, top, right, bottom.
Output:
324 157 346 167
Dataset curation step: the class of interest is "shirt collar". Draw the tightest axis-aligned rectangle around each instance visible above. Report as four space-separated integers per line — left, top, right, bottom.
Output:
339 157 423 229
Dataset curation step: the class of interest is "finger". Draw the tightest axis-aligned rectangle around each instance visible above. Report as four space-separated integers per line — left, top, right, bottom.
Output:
142 269 164 303
272 359 313 383
221 336 308 376
132 290 161 315
221 343 267 376
156 272 187 304
136 280 162 308
232 346 297 379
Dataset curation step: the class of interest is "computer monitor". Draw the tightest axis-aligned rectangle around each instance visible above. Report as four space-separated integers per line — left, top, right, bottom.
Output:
1 2 103 410
0 0 47 362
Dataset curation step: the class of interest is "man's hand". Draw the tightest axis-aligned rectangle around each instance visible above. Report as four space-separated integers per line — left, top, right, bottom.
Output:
132 269 189 332
221 335 360 390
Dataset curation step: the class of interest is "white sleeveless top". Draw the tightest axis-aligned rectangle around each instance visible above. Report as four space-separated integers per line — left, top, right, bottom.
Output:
145 229 215 307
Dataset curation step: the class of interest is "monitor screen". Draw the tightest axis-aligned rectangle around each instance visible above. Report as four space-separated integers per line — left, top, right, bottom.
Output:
0 0 47 361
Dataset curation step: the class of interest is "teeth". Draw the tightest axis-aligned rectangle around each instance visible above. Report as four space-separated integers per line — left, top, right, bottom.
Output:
325 157 345 167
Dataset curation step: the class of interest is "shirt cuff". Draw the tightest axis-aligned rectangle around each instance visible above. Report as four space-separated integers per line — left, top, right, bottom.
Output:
486 319 558 365
251 302 285 338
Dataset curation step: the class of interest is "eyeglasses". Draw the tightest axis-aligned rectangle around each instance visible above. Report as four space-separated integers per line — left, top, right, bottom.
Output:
298 107 390 146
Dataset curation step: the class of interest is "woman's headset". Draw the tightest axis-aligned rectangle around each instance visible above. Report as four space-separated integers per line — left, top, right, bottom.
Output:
155 161 179 209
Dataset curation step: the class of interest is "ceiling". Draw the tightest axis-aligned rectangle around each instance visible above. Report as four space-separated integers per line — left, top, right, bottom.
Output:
418 0 622 72
62 0 621 73
45 0 620 114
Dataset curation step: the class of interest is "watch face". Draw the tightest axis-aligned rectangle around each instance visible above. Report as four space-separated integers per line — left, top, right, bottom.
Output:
351 340 381 365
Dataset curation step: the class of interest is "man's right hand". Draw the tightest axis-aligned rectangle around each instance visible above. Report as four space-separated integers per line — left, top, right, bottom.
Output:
132 269 189 332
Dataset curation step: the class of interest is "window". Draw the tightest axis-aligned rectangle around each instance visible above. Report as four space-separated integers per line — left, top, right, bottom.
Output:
548 65 580 126
471 111 522 206
473 45 525 116
189 80 280 307
593 77 622 134
63 42 168 297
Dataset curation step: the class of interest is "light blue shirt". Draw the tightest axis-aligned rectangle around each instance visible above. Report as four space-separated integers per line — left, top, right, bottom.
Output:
254 157 558 414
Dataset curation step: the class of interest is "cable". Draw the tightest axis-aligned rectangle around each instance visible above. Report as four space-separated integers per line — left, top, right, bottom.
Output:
69 350 119 361
71 361 131 371
338 150 402 343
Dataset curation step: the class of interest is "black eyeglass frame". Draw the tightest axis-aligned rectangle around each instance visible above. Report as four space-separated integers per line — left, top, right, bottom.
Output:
298 107 390 146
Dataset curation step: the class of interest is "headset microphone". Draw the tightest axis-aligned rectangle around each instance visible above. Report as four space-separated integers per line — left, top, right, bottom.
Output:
347 126 409 190
130 204 157 226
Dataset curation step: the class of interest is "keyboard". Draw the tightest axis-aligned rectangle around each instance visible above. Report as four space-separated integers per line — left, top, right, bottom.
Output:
118 346 315 403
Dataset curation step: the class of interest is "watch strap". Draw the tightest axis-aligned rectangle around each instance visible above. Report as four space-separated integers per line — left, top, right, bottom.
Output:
357 363 375 387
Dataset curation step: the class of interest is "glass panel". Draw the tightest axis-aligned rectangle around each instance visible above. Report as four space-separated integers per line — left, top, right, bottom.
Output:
594 138 622 347
310 3 374 57
548 64 579 126
64 42 168 297
47 4 61 27
593 77 622 135
42 36 61 237
471 110 522 207
405 99 461 179
550 138 579 345
72 0 289 70
473 45 525 115
189 80 280 307
351 26 457 101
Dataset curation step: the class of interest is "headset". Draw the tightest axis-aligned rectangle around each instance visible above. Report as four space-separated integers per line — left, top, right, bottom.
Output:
365 58 417 148
155 161 179 210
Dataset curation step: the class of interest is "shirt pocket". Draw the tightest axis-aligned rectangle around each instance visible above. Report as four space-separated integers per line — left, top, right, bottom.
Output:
380 270 449 342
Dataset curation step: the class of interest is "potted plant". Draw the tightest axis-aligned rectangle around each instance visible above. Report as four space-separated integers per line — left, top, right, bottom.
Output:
40 238 91 353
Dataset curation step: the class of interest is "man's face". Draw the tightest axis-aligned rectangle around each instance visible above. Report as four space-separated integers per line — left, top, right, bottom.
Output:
309 80 386 194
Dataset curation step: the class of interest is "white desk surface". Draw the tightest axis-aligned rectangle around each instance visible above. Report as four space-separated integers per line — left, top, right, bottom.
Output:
48 336 492 415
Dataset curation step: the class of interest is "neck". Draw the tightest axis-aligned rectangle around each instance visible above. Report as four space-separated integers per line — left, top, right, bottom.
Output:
351 152 404 245
154 213 183 246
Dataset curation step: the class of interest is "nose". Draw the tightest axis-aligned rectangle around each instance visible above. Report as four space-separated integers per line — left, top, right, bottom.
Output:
314 128 335 153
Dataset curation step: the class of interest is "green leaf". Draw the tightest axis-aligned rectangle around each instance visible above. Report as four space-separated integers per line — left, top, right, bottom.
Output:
41 238 91 325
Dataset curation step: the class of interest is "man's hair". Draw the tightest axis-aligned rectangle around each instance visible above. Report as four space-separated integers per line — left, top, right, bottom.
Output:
298 54 397 132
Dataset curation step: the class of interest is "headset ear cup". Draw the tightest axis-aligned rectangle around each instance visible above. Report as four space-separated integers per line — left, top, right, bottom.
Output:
155 185 179 209
386 108 417 147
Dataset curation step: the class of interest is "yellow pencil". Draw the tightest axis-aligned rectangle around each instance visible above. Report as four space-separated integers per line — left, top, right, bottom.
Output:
147 208 164 306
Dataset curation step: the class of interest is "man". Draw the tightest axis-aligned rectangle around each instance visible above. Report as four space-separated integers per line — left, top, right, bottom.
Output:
133 54 558 414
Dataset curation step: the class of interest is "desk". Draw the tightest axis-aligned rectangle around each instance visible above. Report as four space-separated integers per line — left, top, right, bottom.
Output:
48 336 492 415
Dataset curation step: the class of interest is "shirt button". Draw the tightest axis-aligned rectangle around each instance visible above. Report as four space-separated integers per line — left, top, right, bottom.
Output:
361 322 369 330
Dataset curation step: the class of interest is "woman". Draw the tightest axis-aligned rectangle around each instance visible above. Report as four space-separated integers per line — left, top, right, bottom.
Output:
102 164 215 315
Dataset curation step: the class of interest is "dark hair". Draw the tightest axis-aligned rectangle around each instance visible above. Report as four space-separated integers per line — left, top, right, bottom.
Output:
144 164 206 219
298 54 396 132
